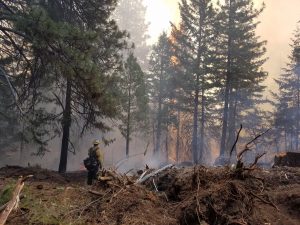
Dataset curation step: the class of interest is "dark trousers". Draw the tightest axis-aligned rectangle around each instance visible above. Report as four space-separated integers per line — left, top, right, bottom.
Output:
87 163 101 185
87 168 98 185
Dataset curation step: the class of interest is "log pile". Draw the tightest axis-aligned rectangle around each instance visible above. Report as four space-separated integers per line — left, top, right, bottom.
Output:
97 164 173 188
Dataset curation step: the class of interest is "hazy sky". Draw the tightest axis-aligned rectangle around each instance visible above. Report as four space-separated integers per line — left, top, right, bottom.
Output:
144 0 300 92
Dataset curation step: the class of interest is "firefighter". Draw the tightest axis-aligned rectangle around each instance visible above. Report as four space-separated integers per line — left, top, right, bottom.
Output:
84 140 104 185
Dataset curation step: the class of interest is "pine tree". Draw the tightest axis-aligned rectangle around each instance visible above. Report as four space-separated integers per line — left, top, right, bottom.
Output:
218 0 268 158
119 52 149 157
272 24 300 152
148 32 174 158
170 0 218 163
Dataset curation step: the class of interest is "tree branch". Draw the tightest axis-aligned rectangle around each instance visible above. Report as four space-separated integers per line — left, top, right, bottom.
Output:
0 0 15 14
0 26 29 40
230 124 242 156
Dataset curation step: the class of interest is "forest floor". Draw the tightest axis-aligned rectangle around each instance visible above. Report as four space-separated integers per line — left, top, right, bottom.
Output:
0 165 299 225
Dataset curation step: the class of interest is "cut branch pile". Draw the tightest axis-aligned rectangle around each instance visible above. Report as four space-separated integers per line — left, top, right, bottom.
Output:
0 165 297 225
97 164 174 189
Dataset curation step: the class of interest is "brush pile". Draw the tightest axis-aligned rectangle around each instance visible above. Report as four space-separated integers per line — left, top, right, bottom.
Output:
0 165 299 225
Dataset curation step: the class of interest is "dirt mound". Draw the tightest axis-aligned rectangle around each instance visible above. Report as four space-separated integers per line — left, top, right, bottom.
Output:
0 166 69 184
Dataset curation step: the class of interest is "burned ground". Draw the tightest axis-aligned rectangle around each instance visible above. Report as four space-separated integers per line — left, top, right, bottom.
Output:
0 166 299 225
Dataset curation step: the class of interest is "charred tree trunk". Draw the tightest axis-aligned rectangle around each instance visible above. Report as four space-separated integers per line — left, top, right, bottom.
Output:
19 122 25 165
165 104 170 162
165 126 169 162
176 109 181 163
192 81 200 164
192 2 204 164
59 78 72 173
290 130 294 151
220 80 230 157
220 0 233 157
155 56 164 155
226 90 234 152
284 125 287 151
155 101 162 155
226 89 237 156
125 84 132 157
199 85 205 163
296 67 300 152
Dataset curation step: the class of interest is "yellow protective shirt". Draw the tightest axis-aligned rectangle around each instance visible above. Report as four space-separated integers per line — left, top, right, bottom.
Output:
88 146 104 165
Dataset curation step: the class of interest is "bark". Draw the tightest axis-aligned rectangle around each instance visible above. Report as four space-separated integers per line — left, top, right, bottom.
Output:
155 55 164 155
290 131 294 151
126 77 132 157
155 99 162 154
226 89 237 156
176 110 181 163
220 0 233 157
296 68 300 151
284 125 287 151
58 79 72 173
192 2 204 164
199 85 205 163
19 122 25 164
165 126 169 162
192 82 199 164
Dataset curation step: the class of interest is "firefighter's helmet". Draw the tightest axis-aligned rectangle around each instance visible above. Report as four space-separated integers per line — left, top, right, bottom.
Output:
93 140 100 145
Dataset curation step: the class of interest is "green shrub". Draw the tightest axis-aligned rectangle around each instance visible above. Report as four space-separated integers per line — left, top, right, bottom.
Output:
0 183 14 205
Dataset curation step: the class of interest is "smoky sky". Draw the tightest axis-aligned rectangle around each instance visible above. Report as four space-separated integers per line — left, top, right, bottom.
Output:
144 0 300 96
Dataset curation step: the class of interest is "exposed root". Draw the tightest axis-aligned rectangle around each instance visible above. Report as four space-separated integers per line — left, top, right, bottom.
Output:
249 192 279 211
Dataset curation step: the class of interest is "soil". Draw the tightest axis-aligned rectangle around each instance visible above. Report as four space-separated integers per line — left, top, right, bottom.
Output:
0 165 299 225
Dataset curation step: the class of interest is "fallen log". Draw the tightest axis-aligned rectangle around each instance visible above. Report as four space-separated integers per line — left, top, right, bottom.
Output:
0 204 8 213
0 175 33 225
136 170 148 183
99 176 114 181
136 164 174 184
88 190 103 196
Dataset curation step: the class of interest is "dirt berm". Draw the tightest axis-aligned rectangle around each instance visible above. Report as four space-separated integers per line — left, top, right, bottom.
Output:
0 165 299 225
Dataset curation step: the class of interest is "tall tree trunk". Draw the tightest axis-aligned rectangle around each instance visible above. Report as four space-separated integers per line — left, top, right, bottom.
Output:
284 126 287 151
165 105 170 162
155 101 162 154
19 122 25 165
125 101 131 158
176 109 181 163
296 69 300 152
192 82 200 164
155 56 164 155
199 85 205 163
58 79 72 173
220 0 233 158
192 2 204 164
165 126 169 162
290 131 293 151
126 80 132 157
220 80 231 157
226 89 237 156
